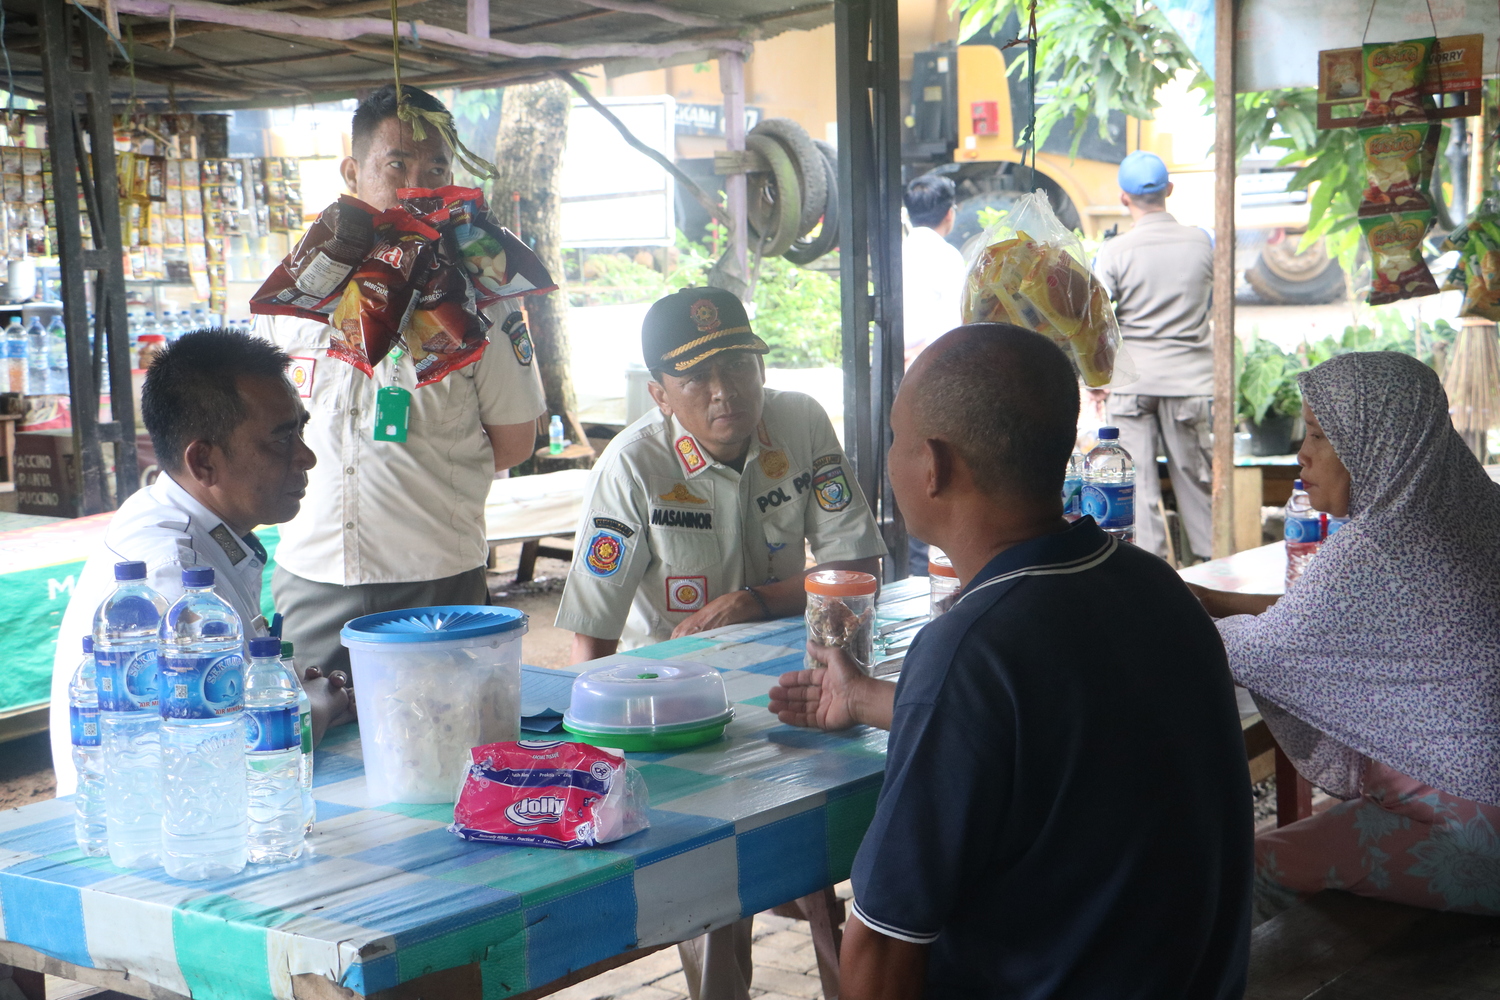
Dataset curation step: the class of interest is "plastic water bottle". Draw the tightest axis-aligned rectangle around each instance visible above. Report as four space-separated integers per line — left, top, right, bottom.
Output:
1284 479 1322 585
94 560 168 869
549 414 565 455
1325 514 1350 538
244 637 305 864
25 316 47 390
159 567 248 880
193 309 209 331
69 636 108 858
1062 450 1085 521
1083 427 1135 542
47 314 67 390
282 641 315 833
4 315 26 393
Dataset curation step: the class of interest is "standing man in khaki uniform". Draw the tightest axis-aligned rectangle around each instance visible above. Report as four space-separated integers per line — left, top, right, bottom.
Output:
556 286 885 1000
1093 151 1215 561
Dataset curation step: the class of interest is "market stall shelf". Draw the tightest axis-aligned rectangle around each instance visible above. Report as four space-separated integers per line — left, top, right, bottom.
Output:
0 582 929 1000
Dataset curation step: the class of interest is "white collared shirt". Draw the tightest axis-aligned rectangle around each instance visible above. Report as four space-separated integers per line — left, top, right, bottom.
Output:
49 474 270 795
555 388 888 648
902 225 968 366
254 310 547 586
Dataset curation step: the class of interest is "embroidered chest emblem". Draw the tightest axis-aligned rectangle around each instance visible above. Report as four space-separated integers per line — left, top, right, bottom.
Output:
759 449 789 480
658 482 708 504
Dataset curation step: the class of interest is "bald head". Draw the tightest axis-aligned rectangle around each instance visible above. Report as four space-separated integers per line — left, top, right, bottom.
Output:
903 324 1080 504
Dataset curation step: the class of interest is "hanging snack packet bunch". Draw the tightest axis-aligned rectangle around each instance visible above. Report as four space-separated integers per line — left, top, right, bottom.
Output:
450 740 649 849
1440 207 1500 321
960 190 1129 387
1357 123 1434 216
1360 211 1439 306
1362 37 1435 121
326 207 440 376
250 195 378 320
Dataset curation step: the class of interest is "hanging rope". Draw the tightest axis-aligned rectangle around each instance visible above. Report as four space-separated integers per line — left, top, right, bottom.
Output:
387 0 499 181
1025 0 1037 192
67 0 130 62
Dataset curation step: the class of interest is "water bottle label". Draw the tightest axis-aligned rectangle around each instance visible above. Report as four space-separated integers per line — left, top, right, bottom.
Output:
1082 482 1135 529
94 647 158 712
245 705 300 751
1062 477 1083 518
300 707 313 755
1284 516 1322 544
1325 516 1350 537
70 706 100 746
159 652 244 720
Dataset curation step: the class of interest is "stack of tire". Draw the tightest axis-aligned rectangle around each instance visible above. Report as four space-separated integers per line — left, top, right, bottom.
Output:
744 118 839 265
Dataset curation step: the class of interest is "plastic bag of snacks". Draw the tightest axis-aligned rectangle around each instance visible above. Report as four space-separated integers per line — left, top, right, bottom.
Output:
1362 37 1435 121
327 207 439 376
1359 210 1439 305
250 195 377 320
404 238 493 387
960 191 1130 387
1357 123 1434 215
1440 207 1500 320
398 185 558 306
449 740 650 849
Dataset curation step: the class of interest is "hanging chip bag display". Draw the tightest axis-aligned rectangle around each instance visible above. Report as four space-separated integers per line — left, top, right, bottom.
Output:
397 185 558 306
250 195 377 320
1440 208 1500 321
1363 37 1435 120
1358 123 1433 215
1360 210 1439 305
327 207 438 376
403 233 493 387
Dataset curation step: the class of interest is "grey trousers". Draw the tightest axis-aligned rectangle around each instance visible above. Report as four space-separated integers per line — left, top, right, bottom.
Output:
678 919 754 1000
1106 393 1214 561
270 564 488 677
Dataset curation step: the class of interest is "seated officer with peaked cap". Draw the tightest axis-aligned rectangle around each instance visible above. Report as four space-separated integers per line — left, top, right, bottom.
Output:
557 286 886 662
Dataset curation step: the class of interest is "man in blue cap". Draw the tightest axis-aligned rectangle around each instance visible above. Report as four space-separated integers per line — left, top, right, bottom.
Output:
1093 150 1215 562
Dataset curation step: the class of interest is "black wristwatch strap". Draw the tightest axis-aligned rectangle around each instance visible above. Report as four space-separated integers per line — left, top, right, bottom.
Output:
742 585 772 618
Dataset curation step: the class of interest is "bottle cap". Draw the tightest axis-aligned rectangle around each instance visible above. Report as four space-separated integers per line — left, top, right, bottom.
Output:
804 569 879 597
114 560 147 581
928 552 958 578
280 640 294 658
248 636 282 658
1097 426 1119 440
182 566 214 587
1294 479 1303 489
82 636 92 653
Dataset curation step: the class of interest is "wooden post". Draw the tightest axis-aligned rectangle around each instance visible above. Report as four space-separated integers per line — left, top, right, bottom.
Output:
1211 0 1237 558
719 52 749 292
466 0 488 38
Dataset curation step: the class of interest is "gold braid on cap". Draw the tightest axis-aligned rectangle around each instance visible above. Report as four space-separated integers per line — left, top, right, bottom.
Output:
662 326 754 360
673 341 766 371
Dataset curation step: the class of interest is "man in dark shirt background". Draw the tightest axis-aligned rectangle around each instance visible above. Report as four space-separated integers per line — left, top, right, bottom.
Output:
771 324 1252 999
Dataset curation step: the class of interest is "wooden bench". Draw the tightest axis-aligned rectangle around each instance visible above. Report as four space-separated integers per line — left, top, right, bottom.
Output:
1248 890 1500 998
483 468 588 583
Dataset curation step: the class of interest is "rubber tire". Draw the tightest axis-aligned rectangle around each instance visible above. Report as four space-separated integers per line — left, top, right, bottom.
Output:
744 133 802 258
783 141 839 265
1245 253 1347 305
751 117 827 240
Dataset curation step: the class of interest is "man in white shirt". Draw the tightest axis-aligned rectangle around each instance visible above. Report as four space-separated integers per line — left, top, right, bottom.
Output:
50 330 346 794
901 174 968 368
255 84 546 679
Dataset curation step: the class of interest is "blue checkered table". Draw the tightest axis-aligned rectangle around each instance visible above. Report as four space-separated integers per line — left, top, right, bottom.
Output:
0 581 929 1000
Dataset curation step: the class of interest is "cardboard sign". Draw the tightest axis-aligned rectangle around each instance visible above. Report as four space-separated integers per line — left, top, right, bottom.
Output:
1317 33 1484 129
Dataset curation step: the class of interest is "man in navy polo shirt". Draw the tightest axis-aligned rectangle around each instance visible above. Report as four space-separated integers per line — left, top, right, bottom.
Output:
770 325 1252 999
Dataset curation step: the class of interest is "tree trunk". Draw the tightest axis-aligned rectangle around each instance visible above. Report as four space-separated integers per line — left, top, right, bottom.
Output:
491 79 591 467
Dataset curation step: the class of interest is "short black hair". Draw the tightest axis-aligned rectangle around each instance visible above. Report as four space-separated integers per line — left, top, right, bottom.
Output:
908 323 1079 505
1129 189 1167 209
351 84 450 160
904 174 956 228
141 329 291 473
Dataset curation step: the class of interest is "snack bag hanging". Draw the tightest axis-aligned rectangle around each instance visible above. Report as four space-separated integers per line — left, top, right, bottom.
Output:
403 232 493 387
1357 124 1433 215
398 186 558 306
326 207 438 376
250 195 377 320
960 190 1131 387
1362 37 1435 120
1439 207 1500 320
1359 210 1439 305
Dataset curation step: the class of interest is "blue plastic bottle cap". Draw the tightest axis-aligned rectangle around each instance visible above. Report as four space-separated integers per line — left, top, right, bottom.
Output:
82 636 92 653
1098 426 1119 440
114 560 147 581
248 636 282 658
1294 479 1304 489
182 566 215 587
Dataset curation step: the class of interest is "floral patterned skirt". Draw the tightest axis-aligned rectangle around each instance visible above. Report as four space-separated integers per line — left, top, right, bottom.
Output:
1255 759 1500 916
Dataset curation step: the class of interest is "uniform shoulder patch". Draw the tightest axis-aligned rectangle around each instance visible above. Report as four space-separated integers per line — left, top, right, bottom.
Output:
580 512 637 581
208 523 247 565
812 463 853 512
674 435 708 474
812 453 843 470
657 482 708 505
502 310 534 366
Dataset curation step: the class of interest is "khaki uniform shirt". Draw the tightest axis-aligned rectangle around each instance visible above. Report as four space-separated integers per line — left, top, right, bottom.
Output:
1093 211 1214 397
555 388 887 647
254 311 547 586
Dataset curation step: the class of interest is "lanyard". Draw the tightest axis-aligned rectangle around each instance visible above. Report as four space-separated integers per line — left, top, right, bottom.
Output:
373 346 411 443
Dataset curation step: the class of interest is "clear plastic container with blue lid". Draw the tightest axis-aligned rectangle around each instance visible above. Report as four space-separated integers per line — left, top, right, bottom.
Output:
563 659 733 752
341 605 528 804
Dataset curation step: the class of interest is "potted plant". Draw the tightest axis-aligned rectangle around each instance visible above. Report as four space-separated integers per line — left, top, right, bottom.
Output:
1237 336 1304 456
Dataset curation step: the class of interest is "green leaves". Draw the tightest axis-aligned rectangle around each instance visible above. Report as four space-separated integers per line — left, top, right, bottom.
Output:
954 0 1206 158
1237 336 1303 425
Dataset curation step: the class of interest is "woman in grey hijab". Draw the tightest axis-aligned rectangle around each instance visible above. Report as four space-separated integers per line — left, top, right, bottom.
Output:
1192 351 1500 917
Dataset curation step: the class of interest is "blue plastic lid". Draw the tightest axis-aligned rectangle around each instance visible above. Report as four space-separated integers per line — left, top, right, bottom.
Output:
82 636 92 653
248 636 282 658
182 566 214 587
1097 426 1119 440
114 560 147 581
341 605 527 645
1294 479 1304 490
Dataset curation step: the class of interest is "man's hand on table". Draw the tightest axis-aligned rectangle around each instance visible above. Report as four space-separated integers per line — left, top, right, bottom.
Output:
768 642 895 731
301 666 355 746
670 589 761 638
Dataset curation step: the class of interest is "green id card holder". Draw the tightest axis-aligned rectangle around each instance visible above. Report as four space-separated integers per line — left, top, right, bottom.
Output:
373 385 411 442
